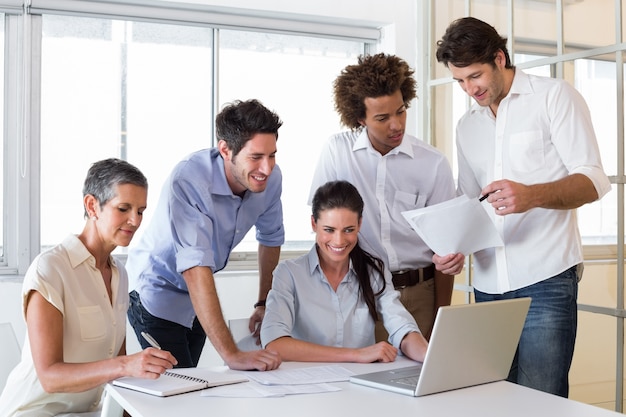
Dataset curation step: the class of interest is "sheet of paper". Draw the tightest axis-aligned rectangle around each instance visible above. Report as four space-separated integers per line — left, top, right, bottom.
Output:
242 365 354 385
401 194 504 256
200 381 341 398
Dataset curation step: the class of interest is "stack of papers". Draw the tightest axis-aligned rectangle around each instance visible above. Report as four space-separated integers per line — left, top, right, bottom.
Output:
201 365 354 398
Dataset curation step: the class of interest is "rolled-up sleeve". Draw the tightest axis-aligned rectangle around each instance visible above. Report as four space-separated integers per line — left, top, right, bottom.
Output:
549 80 611 200
170 174 217 273
260 262 296 347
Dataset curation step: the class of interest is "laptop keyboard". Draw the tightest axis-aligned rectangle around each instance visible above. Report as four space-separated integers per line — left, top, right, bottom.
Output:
391 372 421 387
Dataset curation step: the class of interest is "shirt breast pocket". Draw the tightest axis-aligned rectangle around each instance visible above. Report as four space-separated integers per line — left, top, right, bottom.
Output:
392 190 426 213
508 130 545 173
78 305 106 341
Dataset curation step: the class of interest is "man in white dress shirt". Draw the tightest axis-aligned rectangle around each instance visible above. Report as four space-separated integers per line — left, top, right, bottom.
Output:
309 53 464 340
435 17 611 397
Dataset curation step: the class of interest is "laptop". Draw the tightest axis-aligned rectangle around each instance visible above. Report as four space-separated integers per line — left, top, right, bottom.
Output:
349 297 531 396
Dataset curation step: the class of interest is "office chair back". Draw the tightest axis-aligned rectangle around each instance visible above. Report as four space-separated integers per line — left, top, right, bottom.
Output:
228 318 262 352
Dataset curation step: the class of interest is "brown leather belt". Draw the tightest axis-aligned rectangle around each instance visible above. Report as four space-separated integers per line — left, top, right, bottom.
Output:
391 265 436 289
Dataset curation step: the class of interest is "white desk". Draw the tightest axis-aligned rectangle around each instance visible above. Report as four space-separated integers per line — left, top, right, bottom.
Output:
102 359 622 417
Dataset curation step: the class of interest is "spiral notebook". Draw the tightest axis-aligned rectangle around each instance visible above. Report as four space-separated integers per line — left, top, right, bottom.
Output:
112 367 248 397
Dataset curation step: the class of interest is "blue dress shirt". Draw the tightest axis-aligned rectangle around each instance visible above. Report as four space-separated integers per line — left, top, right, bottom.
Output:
261 246 420 350
126 148 284 327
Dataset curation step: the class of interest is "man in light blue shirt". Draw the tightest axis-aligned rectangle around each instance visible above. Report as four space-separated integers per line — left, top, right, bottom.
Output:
126 99 284 370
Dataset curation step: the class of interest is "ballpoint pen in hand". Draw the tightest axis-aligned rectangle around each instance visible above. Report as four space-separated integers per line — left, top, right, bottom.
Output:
141 331 161 350
479 192 493 202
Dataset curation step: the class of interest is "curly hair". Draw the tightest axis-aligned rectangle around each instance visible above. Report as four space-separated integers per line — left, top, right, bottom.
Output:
333 53 417 130
436 17 513 69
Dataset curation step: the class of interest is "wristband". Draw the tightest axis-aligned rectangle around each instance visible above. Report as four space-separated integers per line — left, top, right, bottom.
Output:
254 300 266 308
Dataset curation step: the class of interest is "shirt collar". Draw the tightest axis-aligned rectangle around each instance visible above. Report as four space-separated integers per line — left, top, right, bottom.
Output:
211 148 237 197
508 69 532 96
469 69 531 117
353 127 414 158
62 234 115 270
307 245 356 283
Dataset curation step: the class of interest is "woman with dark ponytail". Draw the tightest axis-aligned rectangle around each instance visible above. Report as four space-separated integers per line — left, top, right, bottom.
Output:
260 180 428 363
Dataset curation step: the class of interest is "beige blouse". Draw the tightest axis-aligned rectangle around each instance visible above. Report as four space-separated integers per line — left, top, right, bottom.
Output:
0 234 128 416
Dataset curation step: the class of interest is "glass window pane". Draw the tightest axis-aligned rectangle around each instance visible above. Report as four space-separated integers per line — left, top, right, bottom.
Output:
218 30 365 251
515 53 551 76
431 82 467 181
40 15 214 252
564 0 615 51
571 57 617 178
513 1 558 57
0 14 4 264
570 311 617 408
571 57 617 242
432 0 466 80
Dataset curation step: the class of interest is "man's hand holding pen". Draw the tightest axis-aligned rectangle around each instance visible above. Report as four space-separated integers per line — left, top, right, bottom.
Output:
480 179 534 215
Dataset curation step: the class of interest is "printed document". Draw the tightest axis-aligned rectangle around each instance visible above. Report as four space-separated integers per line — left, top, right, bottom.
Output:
243 364 354 385
401 194 504 255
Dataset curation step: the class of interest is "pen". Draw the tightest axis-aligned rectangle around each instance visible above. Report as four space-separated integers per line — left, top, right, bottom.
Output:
479 192 493 202
141 331 161 349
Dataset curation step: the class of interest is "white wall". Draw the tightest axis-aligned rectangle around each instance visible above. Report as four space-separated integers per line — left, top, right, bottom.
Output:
0 0 421 367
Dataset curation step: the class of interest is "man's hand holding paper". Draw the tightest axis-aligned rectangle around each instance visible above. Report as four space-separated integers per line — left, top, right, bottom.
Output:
401 194 504 256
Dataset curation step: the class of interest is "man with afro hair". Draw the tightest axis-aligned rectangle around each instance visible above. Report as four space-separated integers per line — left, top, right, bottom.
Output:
309 53 463 341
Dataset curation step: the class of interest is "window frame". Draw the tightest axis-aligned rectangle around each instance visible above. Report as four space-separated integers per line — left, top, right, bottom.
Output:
3 11 36 275
0 2 381 276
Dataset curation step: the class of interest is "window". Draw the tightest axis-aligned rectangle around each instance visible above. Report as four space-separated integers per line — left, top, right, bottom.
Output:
0 14 4 265
41 16 215 251
39 14 366 257
218 29 364 251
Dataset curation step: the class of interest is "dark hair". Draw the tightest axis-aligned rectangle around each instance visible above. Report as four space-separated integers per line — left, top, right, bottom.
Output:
435 17 513 69
312 180 386 322
333 53 417 130
215 99 283 156
82 158 148 218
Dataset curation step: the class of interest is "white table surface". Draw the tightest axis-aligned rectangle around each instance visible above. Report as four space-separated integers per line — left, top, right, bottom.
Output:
102 358 623 417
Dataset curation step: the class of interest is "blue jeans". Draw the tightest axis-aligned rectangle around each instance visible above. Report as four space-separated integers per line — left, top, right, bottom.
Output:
128 290 206 368
474 265 579 398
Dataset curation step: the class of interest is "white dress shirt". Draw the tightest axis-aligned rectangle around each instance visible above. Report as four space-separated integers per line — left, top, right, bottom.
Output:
309 129 455 272
456 70 611 293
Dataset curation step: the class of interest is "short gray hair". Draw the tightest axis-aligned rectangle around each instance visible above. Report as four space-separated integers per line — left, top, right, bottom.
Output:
82 158 148 218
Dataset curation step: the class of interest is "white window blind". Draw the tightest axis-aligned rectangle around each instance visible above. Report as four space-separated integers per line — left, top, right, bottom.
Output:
0 0 22 13
27 0 381 42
